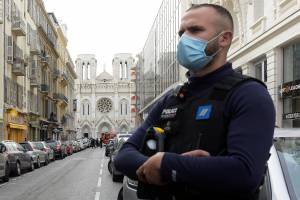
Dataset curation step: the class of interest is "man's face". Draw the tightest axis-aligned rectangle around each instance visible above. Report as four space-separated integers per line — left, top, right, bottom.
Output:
178 7 221 56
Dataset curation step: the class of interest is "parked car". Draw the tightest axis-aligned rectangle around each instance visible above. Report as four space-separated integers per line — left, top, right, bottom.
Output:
120 128 300 200
105 139 117 157
35 141 55 161
0 143 9 182
0 141 34 176
20 141 49 168
46 140 67 159
76 139 84 151
82 138 89 149
108 139 126 182
72 141 80 153
63 141 74 156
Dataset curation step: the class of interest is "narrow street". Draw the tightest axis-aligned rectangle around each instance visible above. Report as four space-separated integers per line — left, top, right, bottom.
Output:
0 148 122 200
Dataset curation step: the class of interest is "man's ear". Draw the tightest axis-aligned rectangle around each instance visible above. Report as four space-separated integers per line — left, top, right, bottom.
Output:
219 31 233 48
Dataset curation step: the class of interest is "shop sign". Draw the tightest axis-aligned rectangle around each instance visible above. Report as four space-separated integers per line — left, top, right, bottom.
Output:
280 79 300 98
7 109 25 125
283 112 300 120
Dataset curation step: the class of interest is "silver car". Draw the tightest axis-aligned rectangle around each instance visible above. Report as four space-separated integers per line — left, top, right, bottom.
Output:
0 143 9 182
35 141 55 161
121 128 300 200
20 141 49 168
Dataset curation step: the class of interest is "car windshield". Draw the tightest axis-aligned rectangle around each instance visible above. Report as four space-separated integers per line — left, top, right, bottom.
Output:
275 137 300 200
47 141 57 148
20 143 33 151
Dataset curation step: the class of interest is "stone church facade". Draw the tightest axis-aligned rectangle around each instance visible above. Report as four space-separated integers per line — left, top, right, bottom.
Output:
74 54 136 139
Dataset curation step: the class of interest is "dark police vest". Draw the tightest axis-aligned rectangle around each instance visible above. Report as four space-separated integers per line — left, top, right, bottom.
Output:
139 72 267 200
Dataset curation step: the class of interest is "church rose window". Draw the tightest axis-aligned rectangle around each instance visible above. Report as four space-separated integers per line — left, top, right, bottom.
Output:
97 98 113 113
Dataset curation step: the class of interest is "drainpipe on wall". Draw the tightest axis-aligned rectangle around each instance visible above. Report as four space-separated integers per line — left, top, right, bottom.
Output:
0 0 6 141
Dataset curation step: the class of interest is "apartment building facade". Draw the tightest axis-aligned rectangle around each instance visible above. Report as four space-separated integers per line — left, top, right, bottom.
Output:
0 0 77 142
136 0 300 128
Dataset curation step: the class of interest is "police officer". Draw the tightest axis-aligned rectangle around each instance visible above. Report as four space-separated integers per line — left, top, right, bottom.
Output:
115 4 275 200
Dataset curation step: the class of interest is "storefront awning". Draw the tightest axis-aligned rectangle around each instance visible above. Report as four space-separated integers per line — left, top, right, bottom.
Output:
9 123 27 130
29 122 40 128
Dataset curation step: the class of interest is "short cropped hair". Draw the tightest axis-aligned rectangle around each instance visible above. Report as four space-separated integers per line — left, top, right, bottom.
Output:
187 4 234 32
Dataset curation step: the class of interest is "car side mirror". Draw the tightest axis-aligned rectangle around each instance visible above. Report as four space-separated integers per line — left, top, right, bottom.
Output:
0 145 6 153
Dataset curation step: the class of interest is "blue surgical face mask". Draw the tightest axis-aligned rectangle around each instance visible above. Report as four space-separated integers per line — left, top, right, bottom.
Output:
177 32 223 72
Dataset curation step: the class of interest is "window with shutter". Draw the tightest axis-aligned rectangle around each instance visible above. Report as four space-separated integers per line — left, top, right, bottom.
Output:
0 0 3 24
6 34 13 63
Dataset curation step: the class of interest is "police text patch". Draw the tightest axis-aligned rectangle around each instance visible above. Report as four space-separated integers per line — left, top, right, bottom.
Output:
161 108 178 120
195 105 212 120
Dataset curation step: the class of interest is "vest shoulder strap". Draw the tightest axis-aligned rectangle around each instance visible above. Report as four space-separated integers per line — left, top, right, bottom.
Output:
210 72 267 101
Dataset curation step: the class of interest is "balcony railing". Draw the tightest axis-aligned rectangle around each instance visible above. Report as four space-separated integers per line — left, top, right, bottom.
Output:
40 51 49 66
53 93 69 105
30 39 40 55
61 72 68 85
4 77 23 109
12 61 25 76
40 84 49 94
53 69 60 79
12 17 26 36
30 76 39 87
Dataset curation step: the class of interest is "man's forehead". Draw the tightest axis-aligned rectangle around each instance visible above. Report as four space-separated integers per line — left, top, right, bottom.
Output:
181 7 219 27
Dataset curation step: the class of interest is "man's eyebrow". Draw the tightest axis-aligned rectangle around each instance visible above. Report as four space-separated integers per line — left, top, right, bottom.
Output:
178 24 205 36
187 25 205 31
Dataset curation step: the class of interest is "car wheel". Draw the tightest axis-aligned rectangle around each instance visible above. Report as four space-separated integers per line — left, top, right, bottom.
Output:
15 161 21 176
44 157 49 166
29 159 35 171
112 168 122 182
117 187 123 200
3 162 10 182
108 160 112 174
112 173 119 182
36 158 41 168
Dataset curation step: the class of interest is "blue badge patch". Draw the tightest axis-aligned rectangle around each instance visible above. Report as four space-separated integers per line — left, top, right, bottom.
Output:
195 105 212 120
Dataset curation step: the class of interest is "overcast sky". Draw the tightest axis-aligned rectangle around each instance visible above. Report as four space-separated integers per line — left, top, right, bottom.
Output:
43 0 163 74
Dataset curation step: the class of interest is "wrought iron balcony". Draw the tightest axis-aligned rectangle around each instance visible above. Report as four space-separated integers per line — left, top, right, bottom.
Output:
61 72 68 85
40 84 49 94
53 69 60 79
41 56 49 66
30 41 40 55
12 61 25 76
53 93 68 106
30 77 39 87
12 17 26 36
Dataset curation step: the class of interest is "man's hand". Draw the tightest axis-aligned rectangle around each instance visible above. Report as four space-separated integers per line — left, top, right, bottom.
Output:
181 149 210 157
136 152 166 186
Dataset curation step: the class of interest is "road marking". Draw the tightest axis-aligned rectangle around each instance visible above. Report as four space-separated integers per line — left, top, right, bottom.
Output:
99 169 103 175
95 192 100 200
97 177 102 187
101 163 103 168
0 182 8 187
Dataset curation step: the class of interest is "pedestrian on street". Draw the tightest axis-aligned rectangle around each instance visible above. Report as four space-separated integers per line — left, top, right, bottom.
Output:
115 3 275 200
99 137 103 148
91 138 95 149
96 138 99 148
